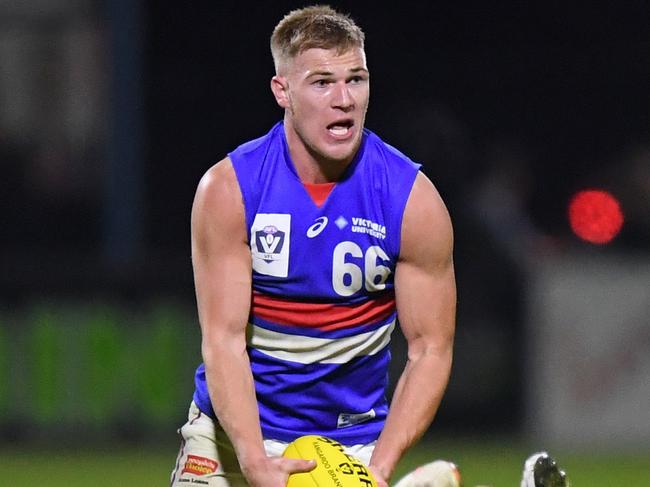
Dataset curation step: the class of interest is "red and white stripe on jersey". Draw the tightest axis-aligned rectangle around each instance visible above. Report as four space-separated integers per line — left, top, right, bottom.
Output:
251 291 395 331
248 320 395 364
248 291 396 364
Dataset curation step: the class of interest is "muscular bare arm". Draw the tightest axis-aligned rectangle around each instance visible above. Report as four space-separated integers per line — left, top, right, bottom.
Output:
191 158 313 486
369 172 456 484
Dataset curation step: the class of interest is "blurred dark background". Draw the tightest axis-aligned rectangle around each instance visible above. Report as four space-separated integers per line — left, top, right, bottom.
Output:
1 0 649 449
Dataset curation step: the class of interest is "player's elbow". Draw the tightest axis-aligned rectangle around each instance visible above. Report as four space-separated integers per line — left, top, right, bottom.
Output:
407 335 454 374
409 327 453 355
201 327 248 366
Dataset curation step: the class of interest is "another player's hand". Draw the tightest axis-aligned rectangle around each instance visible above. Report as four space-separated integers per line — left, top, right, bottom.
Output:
241 455 316 487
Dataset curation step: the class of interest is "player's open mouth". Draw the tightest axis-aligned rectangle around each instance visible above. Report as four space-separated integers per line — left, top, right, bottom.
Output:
327 120 354 138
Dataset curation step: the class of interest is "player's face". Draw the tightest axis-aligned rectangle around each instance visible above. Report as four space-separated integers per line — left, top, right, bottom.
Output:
273 47 370 170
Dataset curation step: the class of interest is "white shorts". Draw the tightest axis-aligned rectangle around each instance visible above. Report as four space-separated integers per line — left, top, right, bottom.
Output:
170 402 376 487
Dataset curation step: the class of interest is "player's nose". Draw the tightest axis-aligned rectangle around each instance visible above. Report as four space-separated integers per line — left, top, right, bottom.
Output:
331 82 354 112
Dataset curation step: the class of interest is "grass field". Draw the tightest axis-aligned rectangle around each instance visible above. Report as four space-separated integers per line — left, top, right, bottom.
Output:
2 438 649 486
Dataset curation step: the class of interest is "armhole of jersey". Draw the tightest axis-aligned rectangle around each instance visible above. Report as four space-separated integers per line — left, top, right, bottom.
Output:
228 152 254 242
391 164 421 260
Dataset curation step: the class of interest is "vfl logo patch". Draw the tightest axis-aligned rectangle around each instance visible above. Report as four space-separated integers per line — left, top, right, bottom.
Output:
182 455 218 476
251 213 290 277
256 225 285 261
306 216 328 238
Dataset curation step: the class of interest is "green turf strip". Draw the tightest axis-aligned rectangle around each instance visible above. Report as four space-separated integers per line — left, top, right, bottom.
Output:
1 439 649 486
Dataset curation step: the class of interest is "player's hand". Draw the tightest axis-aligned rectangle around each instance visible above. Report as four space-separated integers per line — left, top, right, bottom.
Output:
368 464 390 487
241 455 316 487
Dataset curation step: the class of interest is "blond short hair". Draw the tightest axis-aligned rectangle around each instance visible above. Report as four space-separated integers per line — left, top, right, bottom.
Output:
270 5 365 73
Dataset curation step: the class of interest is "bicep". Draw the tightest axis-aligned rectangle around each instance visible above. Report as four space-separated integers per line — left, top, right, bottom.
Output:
395 172 456 354
191 158 252 345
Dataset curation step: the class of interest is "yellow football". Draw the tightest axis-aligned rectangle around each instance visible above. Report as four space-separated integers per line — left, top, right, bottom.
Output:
283 435 377 487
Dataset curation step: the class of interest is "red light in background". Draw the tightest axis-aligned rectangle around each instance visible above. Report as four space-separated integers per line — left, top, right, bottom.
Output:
568 189 624 244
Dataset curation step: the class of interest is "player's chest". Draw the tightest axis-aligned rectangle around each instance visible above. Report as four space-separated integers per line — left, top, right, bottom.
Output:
249 183 395 297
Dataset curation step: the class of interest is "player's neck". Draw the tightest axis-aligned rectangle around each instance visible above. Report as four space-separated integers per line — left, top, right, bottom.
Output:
292 156 348 183
285 132 354 184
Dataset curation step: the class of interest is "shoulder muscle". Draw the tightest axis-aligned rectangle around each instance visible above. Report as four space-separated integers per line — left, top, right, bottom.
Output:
400 172 453 269
191 157 247 255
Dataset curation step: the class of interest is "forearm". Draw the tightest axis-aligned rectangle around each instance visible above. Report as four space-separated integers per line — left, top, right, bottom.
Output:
369 347 452 480
203 336 267 468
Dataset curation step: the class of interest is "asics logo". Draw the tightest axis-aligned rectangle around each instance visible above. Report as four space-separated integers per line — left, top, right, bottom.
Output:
306 216 328 238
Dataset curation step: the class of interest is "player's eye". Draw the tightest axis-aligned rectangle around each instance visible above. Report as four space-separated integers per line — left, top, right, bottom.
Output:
348 75 367 84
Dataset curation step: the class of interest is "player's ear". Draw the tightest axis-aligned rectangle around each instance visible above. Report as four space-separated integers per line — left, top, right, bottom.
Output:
271 75 290 109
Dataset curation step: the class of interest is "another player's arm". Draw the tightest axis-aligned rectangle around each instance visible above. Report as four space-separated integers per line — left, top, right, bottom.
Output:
191 158 313 487
368 172 456 484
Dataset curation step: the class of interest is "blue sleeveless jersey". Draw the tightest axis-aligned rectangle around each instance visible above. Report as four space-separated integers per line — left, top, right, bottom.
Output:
193 122 420 444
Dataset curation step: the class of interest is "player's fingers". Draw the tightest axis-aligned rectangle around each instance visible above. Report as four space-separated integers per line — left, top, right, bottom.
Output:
283 457 316 473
